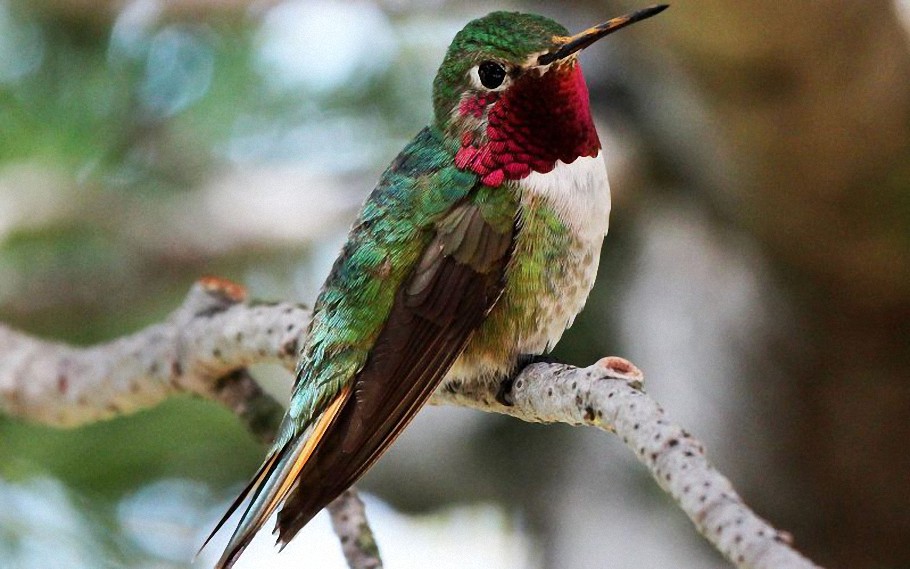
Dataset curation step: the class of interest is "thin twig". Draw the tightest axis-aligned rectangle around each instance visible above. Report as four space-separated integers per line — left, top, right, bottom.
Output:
327 489 384 569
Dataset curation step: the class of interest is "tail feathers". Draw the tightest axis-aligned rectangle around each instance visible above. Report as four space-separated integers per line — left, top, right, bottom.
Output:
197 450 281 560
209 440 302 569
205 385 352 569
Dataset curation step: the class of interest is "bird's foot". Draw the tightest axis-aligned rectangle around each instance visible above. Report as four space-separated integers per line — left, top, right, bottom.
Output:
496 354 566 406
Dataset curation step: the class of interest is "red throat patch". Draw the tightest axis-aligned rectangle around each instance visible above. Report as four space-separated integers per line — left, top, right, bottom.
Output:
455 63 601 187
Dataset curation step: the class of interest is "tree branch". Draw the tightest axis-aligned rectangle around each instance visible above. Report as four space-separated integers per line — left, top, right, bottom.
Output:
0 277 380 569
327 489 383 569
433 358 819 569
0 277 305 427
0 279 820 569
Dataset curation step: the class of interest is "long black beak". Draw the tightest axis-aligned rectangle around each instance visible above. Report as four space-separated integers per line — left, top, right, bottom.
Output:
537 4 668 66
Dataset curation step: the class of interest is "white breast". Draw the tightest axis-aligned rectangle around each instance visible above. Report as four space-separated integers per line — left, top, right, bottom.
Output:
516 151 611 353
520 152 611 241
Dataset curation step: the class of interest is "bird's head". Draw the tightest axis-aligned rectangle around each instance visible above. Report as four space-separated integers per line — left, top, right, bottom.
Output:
433 6 667 187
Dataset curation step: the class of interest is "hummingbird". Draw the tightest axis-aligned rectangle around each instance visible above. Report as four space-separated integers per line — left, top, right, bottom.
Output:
205 5 667 568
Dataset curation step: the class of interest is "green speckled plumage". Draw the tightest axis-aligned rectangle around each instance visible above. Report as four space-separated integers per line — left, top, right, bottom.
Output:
205 6 668 566
282 126 514 442
455 193 573 374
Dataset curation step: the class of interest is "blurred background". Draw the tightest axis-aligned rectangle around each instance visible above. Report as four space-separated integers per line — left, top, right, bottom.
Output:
1 0 909 567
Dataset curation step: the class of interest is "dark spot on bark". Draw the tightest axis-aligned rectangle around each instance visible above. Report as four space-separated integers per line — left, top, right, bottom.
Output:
583 406 595 421
57 375 68 394
282 338 299 357
735 534 742 544
172 360 183 377
684 451 694 457
571 381 576 389
683 485 690 494
629 403 636 410
666 473 672 482
633 423 639 430
639 447 645 455
341 536 350 544
716 524 723 534
547 388 553 397
149 362 160 375
668 438 679 447
699 495 707 503
654 433 661 441
607 391 615 398
286 324 294 332
758 529 765 537
213 348 222 358
266 327 274 335
737 555 744 563
236 331 243 342
650 452 658 462
575 394 583 407
704 481 711 487
195 304 230 318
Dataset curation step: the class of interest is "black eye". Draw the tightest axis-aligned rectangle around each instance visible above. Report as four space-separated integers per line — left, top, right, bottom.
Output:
478 61 507 89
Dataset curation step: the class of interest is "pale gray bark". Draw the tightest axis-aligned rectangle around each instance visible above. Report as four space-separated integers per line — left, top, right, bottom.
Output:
0 279 821 569
327 489 384 569
0 277 305 427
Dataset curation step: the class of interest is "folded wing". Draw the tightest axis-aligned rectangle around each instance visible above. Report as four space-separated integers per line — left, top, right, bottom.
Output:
275 200 515 542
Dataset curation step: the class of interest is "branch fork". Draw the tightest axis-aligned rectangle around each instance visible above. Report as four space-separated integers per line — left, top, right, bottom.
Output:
0 278 821 569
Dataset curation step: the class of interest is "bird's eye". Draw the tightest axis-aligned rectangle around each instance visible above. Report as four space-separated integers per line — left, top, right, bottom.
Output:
477 61 507 89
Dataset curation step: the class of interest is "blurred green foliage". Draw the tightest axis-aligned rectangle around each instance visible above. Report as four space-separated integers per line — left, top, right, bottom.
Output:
1 398 262 496
0 0 472 564
0 1 638 566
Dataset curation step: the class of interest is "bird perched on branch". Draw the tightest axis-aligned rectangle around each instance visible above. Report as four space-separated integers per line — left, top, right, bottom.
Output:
204 5 667 567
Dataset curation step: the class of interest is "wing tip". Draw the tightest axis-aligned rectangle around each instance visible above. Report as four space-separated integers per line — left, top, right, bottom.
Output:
196 450 282 569
202 386 354 568
212 538 251 569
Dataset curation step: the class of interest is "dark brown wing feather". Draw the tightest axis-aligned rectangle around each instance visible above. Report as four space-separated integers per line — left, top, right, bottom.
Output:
275 202 514 542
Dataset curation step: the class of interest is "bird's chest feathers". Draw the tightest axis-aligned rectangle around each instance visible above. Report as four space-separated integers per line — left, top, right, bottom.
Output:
510 151 611 341
518 151 611 242
453 152 610 378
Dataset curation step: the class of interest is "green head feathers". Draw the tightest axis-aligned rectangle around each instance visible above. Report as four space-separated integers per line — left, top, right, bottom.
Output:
432 12 568 126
